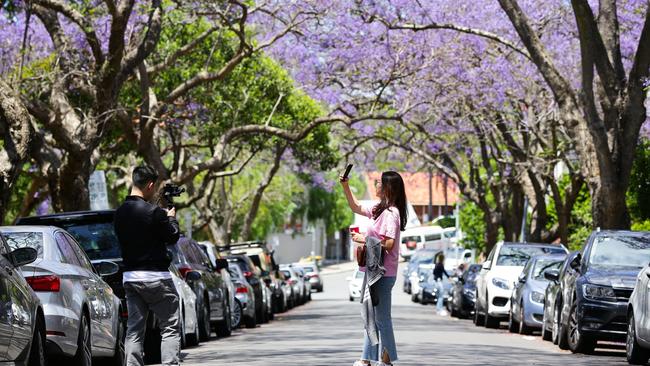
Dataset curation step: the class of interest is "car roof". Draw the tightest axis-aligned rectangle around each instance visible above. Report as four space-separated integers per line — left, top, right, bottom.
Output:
17 210 115 226
0 225 60 234
594 230 650 237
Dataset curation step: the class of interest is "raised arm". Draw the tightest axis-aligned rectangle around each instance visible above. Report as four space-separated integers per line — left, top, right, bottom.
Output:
339 175 366 216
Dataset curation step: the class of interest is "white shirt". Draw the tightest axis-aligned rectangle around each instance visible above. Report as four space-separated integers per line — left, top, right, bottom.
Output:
123 270 172 283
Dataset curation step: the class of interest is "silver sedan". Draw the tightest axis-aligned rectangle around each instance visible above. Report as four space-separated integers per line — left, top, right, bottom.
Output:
1 226 123 365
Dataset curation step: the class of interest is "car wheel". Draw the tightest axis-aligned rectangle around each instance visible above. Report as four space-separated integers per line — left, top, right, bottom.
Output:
73 312 92 366
185 304 200 347
508 306 518 333
27 314 45 366
110 316 126 366
473 293 484 326
349 295 354 302
245 307 257 329
215 299 232 337
198 299 211 342
484 292 499 329
519 302 532 335
627 311 650 364
567 302 596 354
232 298 243 329
556 304 569 349
179 306 187 349
541 311 552 342
411 291 419 303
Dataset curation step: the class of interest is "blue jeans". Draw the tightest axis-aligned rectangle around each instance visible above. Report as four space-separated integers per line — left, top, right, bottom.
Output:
435 279 445 312
362 276 398 363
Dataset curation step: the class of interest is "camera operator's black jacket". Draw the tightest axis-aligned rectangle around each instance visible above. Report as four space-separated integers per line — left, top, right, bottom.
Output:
114 196 180 272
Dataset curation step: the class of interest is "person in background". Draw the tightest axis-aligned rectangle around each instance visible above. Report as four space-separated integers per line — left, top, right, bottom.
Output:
341 171 408 366
114 165 181 366
433 254 450 315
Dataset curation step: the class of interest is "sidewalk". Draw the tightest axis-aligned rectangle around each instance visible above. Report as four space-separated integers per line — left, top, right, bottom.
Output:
320 260 356 276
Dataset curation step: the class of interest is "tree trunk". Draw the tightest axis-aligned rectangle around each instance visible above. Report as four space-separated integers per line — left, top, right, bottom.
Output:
240 144 286 240
0 80 34 224
53 152 92 212
590 178 630 229
484 216 500 256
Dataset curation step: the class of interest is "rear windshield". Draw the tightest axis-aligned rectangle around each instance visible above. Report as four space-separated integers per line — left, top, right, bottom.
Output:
61 222 121 260
281 270 292 278
497 246 566 266
301 266 314 273
2 232 44 258
227 257 251 272
589 235 650 268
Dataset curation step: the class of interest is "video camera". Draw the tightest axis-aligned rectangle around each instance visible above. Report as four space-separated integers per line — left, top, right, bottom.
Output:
161 183 185 208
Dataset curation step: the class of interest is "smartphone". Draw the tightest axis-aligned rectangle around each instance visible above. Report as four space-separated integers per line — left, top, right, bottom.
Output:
342 164 353 180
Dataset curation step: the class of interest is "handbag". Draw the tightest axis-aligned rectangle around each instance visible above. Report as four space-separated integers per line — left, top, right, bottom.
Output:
356 245 367 267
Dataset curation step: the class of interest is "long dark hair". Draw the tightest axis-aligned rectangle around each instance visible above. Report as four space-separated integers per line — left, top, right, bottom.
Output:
372 171 408 231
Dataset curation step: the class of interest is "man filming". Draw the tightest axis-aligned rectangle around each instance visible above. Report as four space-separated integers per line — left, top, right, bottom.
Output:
114 165 181 366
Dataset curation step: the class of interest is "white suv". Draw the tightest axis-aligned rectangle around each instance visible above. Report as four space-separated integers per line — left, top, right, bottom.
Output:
474 242 568 328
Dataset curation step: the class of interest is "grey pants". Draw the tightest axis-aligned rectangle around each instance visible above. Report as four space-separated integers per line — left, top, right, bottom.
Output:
124 279 180 366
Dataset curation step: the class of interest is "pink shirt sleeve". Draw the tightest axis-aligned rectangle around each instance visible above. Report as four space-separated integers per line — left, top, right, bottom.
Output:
377 208 399 240
361 204 373 219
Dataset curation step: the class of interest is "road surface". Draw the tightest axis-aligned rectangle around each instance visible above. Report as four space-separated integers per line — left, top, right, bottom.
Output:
180 262 630 366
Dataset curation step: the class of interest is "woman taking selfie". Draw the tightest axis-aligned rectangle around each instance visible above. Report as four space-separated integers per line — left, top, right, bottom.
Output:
340 170 408 366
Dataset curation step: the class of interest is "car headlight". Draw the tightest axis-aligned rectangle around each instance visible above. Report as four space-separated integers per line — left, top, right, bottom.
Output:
530 291 545 304
583 284 616 300
492 277 510 290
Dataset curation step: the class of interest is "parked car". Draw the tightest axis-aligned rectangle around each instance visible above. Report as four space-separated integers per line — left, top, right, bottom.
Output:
628 259 650 364
449 264 482 318
402 248 436 294
508 254 566 334
170 265 200 348
228 264 257 328
541 251 580 343
1 225 123 365
409 263 433 303
280 265 306 305
347 269 364 301
0 229 45 366
291 265 312 302
226 254 266 325
417 271 437 305
474 242 568 328
170 237 232 340
294 262 323 292
553 230 650 354
227 242 278 322
197 241 240 329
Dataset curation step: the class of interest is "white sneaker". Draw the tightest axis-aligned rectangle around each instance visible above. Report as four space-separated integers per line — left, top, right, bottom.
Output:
375 363 393 366
439 310 449 316
353 361 370 366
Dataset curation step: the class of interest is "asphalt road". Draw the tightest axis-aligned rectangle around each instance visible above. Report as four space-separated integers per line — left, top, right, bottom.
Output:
179 262 631 366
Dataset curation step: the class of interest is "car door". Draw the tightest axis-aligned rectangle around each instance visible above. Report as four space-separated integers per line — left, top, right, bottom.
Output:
66 233 114 350
478 246 496 309
1 234 36 361
190 242 223 320
0 237 15 360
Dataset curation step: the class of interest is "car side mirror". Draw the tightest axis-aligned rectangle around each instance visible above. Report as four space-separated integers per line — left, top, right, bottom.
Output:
518 275 526 283
215 259 229 272
544 269 560 282
482 260 492 270
93 261 119 277
569 253 582 272
186 271 202 282
10 247 38 267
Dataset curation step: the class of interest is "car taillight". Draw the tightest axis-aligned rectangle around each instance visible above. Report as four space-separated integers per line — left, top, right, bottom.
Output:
236 286 248 294
26 275 60 292
178 267 193 279
287 279 296 285
309 274 319 279
243 271 253 278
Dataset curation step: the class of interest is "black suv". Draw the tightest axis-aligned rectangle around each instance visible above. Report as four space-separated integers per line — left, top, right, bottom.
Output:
170 237 232 339
554 230 650 354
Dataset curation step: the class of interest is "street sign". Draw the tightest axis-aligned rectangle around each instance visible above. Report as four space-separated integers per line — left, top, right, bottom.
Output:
88 170 109 210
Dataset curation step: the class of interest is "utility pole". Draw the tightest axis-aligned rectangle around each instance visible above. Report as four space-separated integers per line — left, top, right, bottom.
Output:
428 168 433 223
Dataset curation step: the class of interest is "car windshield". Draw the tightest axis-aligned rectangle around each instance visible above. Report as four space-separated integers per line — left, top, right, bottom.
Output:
589 235 650 268
413 251 435 263
444 230 457 238
496 246 566 266
61 222 121 260
2 232 45 258
444 247 465 259
402 235 421 244
533 259 563 280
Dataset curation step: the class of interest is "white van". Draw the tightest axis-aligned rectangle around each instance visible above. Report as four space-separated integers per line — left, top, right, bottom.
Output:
399 225 446 260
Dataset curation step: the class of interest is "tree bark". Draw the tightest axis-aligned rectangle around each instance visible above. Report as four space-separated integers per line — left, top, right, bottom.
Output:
0 80 34 223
